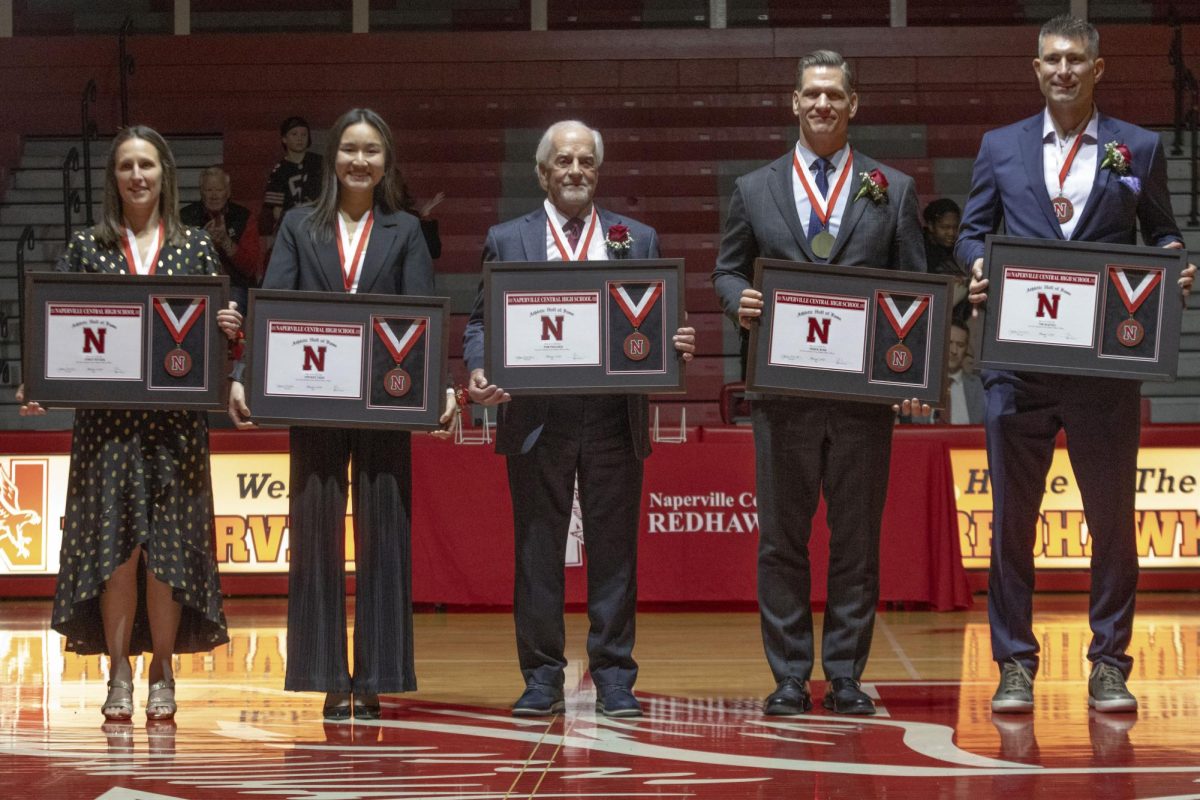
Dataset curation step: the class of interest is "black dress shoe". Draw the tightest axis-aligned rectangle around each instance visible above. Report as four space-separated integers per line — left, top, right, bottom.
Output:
822 677 876 715
596 685 643 718
764 677 812 716
353 692 382 720
323 692 352 721
512 684 565 717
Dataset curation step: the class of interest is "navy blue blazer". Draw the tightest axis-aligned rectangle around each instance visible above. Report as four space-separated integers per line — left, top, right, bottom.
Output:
956 111 1181 269
462 206 660 458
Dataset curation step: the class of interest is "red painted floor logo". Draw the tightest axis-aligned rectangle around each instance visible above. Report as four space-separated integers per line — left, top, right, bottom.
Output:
3 686 1200 799
0 458 47 572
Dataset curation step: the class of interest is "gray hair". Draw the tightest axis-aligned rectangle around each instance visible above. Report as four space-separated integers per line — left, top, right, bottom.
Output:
199 165 231 188
534 120 604 176
796 50 855 94
1039 14 1099 59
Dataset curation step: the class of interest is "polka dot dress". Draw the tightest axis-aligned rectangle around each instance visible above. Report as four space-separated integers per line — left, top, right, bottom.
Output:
50 227 230 655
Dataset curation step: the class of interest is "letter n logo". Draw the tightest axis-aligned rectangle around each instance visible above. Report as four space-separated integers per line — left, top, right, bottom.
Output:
1036 293 1060 319
806 317 830 344
302 345 326 372
83 327 106 353
541 315 564 341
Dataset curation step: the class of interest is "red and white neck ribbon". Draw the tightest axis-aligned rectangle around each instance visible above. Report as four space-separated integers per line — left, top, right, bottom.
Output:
153 297 206 345
373 318 425 365
547 207 600 261
609 282 663 329
1108 266 1163 316
793 148 854 228
878 292 929 341
1055 114 1090 193
122 220 164 276
337 210 374 292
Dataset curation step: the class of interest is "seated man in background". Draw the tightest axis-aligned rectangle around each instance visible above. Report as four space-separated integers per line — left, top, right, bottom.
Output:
180 165 261 311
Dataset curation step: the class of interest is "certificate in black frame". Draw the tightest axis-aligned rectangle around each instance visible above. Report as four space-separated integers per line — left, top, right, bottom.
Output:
22 271 229 410
482 259 686 395
979 235 1186 381
245 289 450 430
746 259 957 407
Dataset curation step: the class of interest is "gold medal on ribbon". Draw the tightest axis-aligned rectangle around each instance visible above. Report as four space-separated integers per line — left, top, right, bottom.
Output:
609 282 663 362
1108 266 1162 348
877 291 930 375
373 317 426 398
152 296 206 378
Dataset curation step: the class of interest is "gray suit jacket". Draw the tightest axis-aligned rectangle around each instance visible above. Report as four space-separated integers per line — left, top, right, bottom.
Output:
712 149 926 326
463 206 660 458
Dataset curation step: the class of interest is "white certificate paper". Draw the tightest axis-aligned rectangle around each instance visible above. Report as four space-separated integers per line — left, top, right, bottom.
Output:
264 320 363 399
767 291 868 373
45 302 143 380
997 266 1098 348
503 291 601 367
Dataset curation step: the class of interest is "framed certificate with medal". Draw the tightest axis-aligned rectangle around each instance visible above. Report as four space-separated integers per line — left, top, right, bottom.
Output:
746 259 958 406
245 289 450 430
22 272 229 410
978 235 1186 381
482 259 686 394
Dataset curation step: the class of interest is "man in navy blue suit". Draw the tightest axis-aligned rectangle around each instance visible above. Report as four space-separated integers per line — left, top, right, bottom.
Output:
463 120 695 718
957 15 1195 714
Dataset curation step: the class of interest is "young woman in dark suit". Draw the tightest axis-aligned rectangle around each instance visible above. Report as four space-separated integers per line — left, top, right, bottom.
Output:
228 108 454 719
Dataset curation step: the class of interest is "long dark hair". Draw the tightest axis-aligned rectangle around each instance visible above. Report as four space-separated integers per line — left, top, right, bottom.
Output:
306 108 404 242
94 126 185 248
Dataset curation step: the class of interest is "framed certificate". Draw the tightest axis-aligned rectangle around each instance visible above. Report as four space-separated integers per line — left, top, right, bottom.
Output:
979 235 1186 381
22 271 229 410
746 259 958 406
482 259 686 394
246 289 450 430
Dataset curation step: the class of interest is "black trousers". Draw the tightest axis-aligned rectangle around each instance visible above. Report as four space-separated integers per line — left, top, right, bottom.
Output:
505 396 643 690
984 371 1141 677
752 395 894 684
284 426 416 694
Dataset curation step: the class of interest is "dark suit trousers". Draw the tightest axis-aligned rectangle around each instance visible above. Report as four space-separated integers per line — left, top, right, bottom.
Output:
505 396 642 690
753 396 894 683
984 372 1140 677
284 426 416 694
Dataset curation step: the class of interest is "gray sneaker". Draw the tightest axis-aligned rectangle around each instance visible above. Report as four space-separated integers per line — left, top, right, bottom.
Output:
991 660 1034 713
1088 663 1138 713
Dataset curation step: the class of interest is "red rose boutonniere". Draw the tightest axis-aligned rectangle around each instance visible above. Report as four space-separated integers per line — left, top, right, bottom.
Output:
605 224 633 258
853 169 889 204
1100 141 1132 175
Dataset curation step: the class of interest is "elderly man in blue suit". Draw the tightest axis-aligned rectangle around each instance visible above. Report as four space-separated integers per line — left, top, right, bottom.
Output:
463 120 695 718
958 15 1195 714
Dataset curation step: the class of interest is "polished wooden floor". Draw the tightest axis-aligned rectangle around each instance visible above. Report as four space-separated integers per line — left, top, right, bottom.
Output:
2 594 1199 799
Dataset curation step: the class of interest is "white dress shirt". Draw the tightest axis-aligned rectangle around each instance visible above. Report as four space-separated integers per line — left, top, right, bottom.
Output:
1042 108 1099 241
791 142 853 238
544 200 608 262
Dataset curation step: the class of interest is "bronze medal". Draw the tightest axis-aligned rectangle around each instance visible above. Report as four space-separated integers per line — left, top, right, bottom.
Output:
1052 195 1074 224
886 343 913 373
811 230 836 260
164 348 192 378
384 367 412 397
1117 317 1144 347
623 331 651 362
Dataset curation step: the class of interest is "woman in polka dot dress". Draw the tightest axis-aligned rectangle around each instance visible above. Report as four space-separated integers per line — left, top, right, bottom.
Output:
19 126 243 721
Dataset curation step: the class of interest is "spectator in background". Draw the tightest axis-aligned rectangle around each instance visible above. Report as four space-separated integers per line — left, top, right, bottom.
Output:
400 182 444 259
260 116 323 250
922 198 963 276
181 166 261 311
944 320 984 424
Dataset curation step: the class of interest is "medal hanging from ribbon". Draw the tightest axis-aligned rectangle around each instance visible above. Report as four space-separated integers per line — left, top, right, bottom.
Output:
547 208 600 262
794 149 853 260
152 297 206 377
337 211 374 292
609 282 663 362
1051 123 1088 225
877 292 929 374
1108 266 1162 347
122 221 165 276
373 318 425 397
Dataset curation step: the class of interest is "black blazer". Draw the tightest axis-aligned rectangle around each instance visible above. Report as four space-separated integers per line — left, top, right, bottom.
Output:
264 205 434 296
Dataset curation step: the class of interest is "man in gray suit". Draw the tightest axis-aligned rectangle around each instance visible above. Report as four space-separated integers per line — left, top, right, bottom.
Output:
945 320 985 424
464 120 695 718
712 51 926 716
